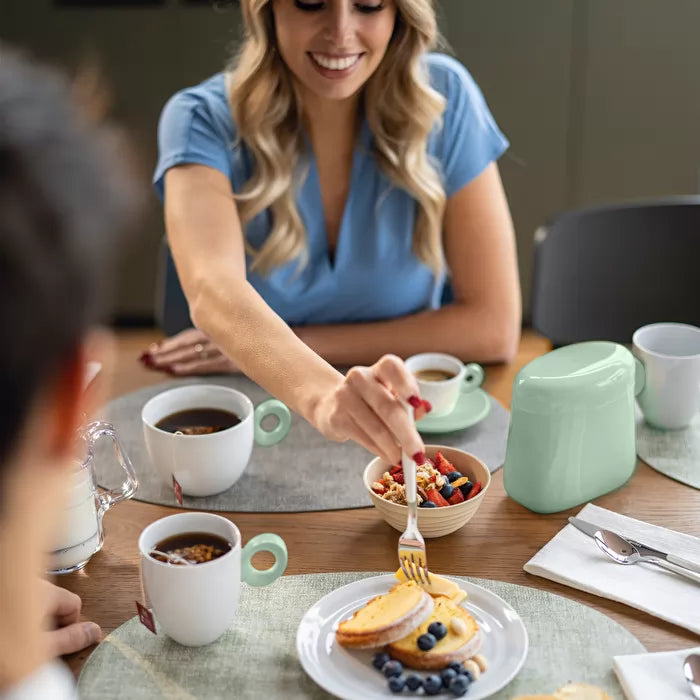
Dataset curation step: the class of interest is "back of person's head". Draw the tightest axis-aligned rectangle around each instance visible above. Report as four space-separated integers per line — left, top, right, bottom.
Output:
0 45 135 469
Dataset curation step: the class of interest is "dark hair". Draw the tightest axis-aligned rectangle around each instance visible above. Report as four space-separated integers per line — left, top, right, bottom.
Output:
0 45 135 467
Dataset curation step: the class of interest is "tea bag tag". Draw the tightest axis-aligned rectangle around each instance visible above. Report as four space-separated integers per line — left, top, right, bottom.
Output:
135 601 156 635
171 473 183 506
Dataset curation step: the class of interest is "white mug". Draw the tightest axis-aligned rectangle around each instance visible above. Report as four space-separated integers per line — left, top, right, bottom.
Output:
142 385 291 497
633 322 700 430
138 512 287 647
405 352 484 417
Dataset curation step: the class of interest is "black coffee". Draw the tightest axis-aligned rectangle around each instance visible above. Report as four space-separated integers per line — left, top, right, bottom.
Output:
155 407 240 435
414 368 457 382
150 531 233 565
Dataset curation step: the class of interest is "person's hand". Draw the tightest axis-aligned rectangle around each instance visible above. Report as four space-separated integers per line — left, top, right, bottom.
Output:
140 328 239 376
42 581 101 656
313 354 432 465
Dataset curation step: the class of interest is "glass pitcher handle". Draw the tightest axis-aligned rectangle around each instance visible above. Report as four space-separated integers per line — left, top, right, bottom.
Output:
83 420 138 513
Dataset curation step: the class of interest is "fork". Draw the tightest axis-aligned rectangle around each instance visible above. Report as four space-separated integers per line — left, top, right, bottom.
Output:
398 403 430 585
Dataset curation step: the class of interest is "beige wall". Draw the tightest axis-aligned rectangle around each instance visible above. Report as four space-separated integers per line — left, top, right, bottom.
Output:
2 1 698 321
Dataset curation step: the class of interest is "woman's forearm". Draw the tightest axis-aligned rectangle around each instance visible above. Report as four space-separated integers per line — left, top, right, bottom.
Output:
189 275 343 424
294 302 521 367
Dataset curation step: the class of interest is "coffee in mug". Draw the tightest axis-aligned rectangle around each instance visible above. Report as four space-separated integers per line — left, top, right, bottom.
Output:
155 407 241 435
150 531 233 565
413 369 457 382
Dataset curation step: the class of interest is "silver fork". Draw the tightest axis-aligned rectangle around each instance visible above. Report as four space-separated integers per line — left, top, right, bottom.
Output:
397 403 430 585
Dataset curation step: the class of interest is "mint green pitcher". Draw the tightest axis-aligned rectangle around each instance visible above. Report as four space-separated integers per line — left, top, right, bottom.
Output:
503 342 644 513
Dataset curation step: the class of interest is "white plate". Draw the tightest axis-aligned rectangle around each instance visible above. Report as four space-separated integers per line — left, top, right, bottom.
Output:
296 574 528 699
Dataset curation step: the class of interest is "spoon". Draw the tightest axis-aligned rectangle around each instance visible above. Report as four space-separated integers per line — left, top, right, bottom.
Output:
148 548 195 566
684 654 700 699
593 529 700 585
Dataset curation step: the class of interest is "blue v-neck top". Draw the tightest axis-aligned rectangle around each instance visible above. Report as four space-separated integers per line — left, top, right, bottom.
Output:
153 53 508 326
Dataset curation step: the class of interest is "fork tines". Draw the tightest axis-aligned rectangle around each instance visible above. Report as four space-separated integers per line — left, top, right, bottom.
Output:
400 553 431 585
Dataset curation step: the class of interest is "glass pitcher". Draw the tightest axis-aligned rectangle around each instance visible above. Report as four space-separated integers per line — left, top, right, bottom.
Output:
47 420 138 574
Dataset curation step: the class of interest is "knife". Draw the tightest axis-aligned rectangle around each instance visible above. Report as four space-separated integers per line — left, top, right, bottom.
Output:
568 516 700 575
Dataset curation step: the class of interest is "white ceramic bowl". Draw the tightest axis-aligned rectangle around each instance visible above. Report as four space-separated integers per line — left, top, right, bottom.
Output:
363 445 491 538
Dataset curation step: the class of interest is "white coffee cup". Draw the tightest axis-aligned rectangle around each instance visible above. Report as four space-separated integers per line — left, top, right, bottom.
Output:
138 512 287 647
633 322 700 430
405 352 485 417
142 385 291 497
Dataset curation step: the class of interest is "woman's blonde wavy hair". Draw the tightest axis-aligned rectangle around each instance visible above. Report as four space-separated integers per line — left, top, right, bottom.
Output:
227 0 446 275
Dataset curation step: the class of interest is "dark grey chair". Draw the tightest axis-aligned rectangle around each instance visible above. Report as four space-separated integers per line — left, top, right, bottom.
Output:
155 237 192 336
531 197 700 346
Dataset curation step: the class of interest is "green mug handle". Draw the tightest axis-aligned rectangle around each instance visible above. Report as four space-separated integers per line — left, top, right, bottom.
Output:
253 399 291 447
241 533 288 587
461 363 484 393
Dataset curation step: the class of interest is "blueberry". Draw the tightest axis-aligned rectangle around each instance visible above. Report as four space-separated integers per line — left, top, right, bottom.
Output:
447 661 464 674
439 482 454 499
460 669 474 683
405 673 423 691
372 652 391 671
428 621 447 640
421 501 438 508
382 660 403 678
388 675 406 693
424 675 443 695
449 675 470 696
441 668 458 687
459 480 474 497
447 471 464 483
417 632 437 651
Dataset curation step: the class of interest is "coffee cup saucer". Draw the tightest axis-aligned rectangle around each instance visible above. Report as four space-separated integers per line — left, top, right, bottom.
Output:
415 388 491 434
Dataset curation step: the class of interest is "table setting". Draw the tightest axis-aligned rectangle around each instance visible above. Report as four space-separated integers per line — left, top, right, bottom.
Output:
54 326 700 699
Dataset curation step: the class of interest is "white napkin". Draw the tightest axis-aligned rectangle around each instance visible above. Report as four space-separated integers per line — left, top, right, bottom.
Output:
524 503 700 635
613 646 700 700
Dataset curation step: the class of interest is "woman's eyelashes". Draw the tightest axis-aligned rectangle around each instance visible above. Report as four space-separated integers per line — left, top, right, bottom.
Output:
293 1 386 14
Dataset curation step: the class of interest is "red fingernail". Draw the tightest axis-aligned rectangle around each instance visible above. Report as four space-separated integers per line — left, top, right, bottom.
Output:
407 395 422 409
422 400 432 413
412 451 427 465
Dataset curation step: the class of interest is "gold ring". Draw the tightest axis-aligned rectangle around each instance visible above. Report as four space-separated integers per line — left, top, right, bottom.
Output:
194 343 204 354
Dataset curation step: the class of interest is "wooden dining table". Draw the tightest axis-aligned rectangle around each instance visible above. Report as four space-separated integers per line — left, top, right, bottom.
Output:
60 328 700 678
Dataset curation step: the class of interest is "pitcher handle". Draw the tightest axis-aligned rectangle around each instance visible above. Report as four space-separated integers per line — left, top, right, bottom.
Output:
82 420 138 513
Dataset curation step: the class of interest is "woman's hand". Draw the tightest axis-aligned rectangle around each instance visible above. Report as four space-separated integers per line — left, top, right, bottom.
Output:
140 328 239 376
42 581 101 656
312 354 431 465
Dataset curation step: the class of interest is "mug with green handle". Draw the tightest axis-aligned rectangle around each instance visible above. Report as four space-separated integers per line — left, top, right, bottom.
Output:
139 513 288 646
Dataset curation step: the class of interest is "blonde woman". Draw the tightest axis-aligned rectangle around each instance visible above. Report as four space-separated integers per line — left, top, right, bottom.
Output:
143 0 521 464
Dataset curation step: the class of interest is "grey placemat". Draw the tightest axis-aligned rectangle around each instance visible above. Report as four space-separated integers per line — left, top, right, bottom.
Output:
637 409 700 490
77 572 643 700
95 378 510 513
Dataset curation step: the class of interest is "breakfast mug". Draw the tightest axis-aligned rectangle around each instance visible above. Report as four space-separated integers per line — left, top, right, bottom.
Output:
142 385 291 497
48 420 138 574
138 512 287 646
405 352 484 417
633 322 700 430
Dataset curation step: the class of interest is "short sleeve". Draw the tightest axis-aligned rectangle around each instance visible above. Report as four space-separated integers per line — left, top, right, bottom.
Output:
153 75 235 201
426 54 509 198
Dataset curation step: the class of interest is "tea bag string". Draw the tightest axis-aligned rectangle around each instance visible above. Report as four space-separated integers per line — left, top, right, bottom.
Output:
149 549 196 566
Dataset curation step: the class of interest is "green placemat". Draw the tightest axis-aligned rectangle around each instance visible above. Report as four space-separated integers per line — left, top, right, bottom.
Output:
78 573 643 699
95 378 510 513
637 410 700 489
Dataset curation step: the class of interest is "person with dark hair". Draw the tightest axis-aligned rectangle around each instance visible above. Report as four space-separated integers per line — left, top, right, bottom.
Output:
0 46 134 698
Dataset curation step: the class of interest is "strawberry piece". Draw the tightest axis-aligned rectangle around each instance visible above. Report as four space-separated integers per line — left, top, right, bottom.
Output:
447 488 465 505
434 451 456 475
390 465 403 475
372 484 386 495
426 489 450 507
393 472 404 485
466 481 482 500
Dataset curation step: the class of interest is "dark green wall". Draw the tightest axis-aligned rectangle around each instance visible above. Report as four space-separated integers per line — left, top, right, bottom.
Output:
2 1 698 321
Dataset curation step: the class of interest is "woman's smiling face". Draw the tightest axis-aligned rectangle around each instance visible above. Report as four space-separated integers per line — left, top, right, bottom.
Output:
271 0 397 104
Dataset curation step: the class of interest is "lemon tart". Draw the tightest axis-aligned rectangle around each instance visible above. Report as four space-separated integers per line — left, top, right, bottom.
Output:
335 581 434 649
386 596 481 669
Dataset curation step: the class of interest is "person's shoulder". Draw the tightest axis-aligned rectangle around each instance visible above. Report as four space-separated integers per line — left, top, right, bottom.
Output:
160 73 234 137
423 52 480 102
